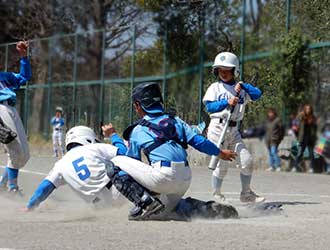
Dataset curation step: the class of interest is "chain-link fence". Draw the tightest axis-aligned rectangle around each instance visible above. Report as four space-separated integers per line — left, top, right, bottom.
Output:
1 0 330 140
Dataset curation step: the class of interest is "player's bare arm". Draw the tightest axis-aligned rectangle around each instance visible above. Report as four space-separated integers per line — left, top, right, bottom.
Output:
16 41 29 57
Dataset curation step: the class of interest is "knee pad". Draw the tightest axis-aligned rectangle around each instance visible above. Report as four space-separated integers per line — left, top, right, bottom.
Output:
239 149 253 175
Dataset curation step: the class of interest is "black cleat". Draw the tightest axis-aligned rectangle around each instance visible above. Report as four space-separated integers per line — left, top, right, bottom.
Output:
129 198 165 221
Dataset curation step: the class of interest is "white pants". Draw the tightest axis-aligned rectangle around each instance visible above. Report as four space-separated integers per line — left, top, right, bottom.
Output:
111 156 192 213
52 130 64 156
0 103 29 169
207 119 253 179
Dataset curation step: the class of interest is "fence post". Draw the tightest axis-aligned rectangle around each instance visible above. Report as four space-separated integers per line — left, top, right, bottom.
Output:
240 0 246 81
198 8 205 124
46 38 53 139
4 44 8 72
23 46 30 135
162 23 168 106
286 0 291 32
99 30 106 129
72 34 78 126
129 25 137 124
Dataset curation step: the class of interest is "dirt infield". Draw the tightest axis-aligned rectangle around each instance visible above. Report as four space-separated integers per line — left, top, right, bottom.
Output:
1 153 330 250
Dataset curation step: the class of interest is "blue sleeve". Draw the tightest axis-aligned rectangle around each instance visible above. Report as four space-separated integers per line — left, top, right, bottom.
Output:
59 118 65 126
19 57 32 82
205 100 229 113
241 83 262 101
111 133 127 155
188 134 220 156
51 117 56 125
26 179 56 209
0 57 31 90
125 127 142 160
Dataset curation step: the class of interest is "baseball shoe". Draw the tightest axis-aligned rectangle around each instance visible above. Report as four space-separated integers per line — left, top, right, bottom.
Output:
240 190 265 203
266 167 274 172
291 167 297 173
8 186 24 197
213 191 226 203
275 167 281 172
129 198 164 221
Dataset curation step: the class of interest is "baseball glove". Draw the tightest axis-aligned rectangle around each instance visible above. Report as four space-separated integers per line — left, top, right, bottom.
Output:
0 118 17 144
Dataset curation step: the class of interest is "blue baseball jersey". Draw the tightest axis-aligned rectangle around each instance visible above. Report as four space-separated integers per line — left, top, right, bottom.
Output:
51 117 65 128
0 57 32 103
126 114 220 163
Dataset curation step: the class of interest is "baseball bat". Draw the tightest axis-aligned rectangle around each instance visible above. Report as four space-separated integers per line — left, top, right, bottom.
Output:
208 73 259 170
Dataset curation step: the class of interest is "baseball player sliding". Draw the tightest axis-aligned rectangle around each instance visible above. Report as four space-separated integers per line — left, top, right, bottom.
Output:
108 82 238 220
203 52 265 203
51 106 65 158
0 41 31 193
22 124 127 211
22 123 238 221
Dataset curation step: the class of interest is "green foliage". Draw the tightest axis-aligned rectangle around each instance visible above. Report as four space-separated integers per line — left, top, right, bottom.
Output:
273 29 311 114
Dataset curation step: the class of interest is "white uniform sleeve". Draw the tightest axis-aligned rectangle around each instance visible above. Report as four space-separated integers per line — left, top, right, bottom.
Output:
203 83 218 103
45 164 65 188
95 143 119 161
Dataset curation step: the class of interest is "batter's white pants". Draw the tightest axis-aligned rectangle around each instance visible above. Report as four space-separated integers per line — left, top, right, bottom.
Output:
52 130 65 157
207 119 253 179
0 103 29 169
111 155 192 214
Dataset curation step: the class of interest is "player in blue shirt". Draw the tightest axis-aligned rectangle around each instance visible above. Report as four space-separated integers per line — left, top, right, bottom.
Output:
0 41 31 193
107 82 237 220
51 106 65 158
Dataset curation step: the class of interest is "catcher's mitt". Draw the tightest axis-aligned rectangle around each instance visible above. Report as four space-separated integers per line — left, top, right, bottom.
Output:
0 118 17 144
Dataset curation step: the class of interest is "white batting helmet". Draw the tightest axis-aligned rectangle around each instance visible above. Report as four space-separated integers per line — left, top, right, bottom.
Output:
55 106 63 113
65 126 100 150
213 52 240 77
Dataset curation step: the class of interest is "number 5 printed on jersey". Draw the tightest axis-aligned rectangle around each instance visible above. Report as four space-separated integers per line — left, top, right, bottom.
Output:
72 156 91 181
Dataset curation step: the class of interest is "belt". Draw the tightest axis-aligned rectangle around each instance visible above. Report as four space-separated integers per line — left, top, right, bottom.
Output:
219 119 238 127
54 128 63 131
0 99 15 107
159 161 189 167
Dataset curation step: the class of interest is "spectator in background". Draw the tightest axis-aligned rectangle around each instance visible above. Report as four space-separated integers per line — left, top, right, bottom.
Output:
288 113 299 138
265 108 284 172
292 104 317 173
315 118 330 174
51 107 65 158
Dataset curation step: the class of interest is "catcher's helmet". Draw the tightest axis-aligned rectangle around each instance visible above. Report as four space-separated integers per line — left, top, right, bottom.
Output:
132 82 164 114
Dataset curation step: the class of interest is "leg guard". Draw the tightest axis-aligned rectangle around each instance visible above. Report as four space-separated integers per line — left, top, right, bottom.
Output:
176 197 238 219
106 162 154 209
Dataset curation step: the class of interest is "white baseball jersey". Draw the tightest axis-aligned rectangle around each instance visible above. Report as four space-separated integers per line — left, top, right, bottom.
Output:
203 81 251 121
46 143 118 202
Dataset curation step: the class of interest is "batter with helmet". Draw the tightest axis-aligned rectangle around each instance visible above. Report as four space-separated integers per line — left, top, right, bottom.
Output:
0 41 31 193
51 106 65 158
108 82 237 220
203 52 265 203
